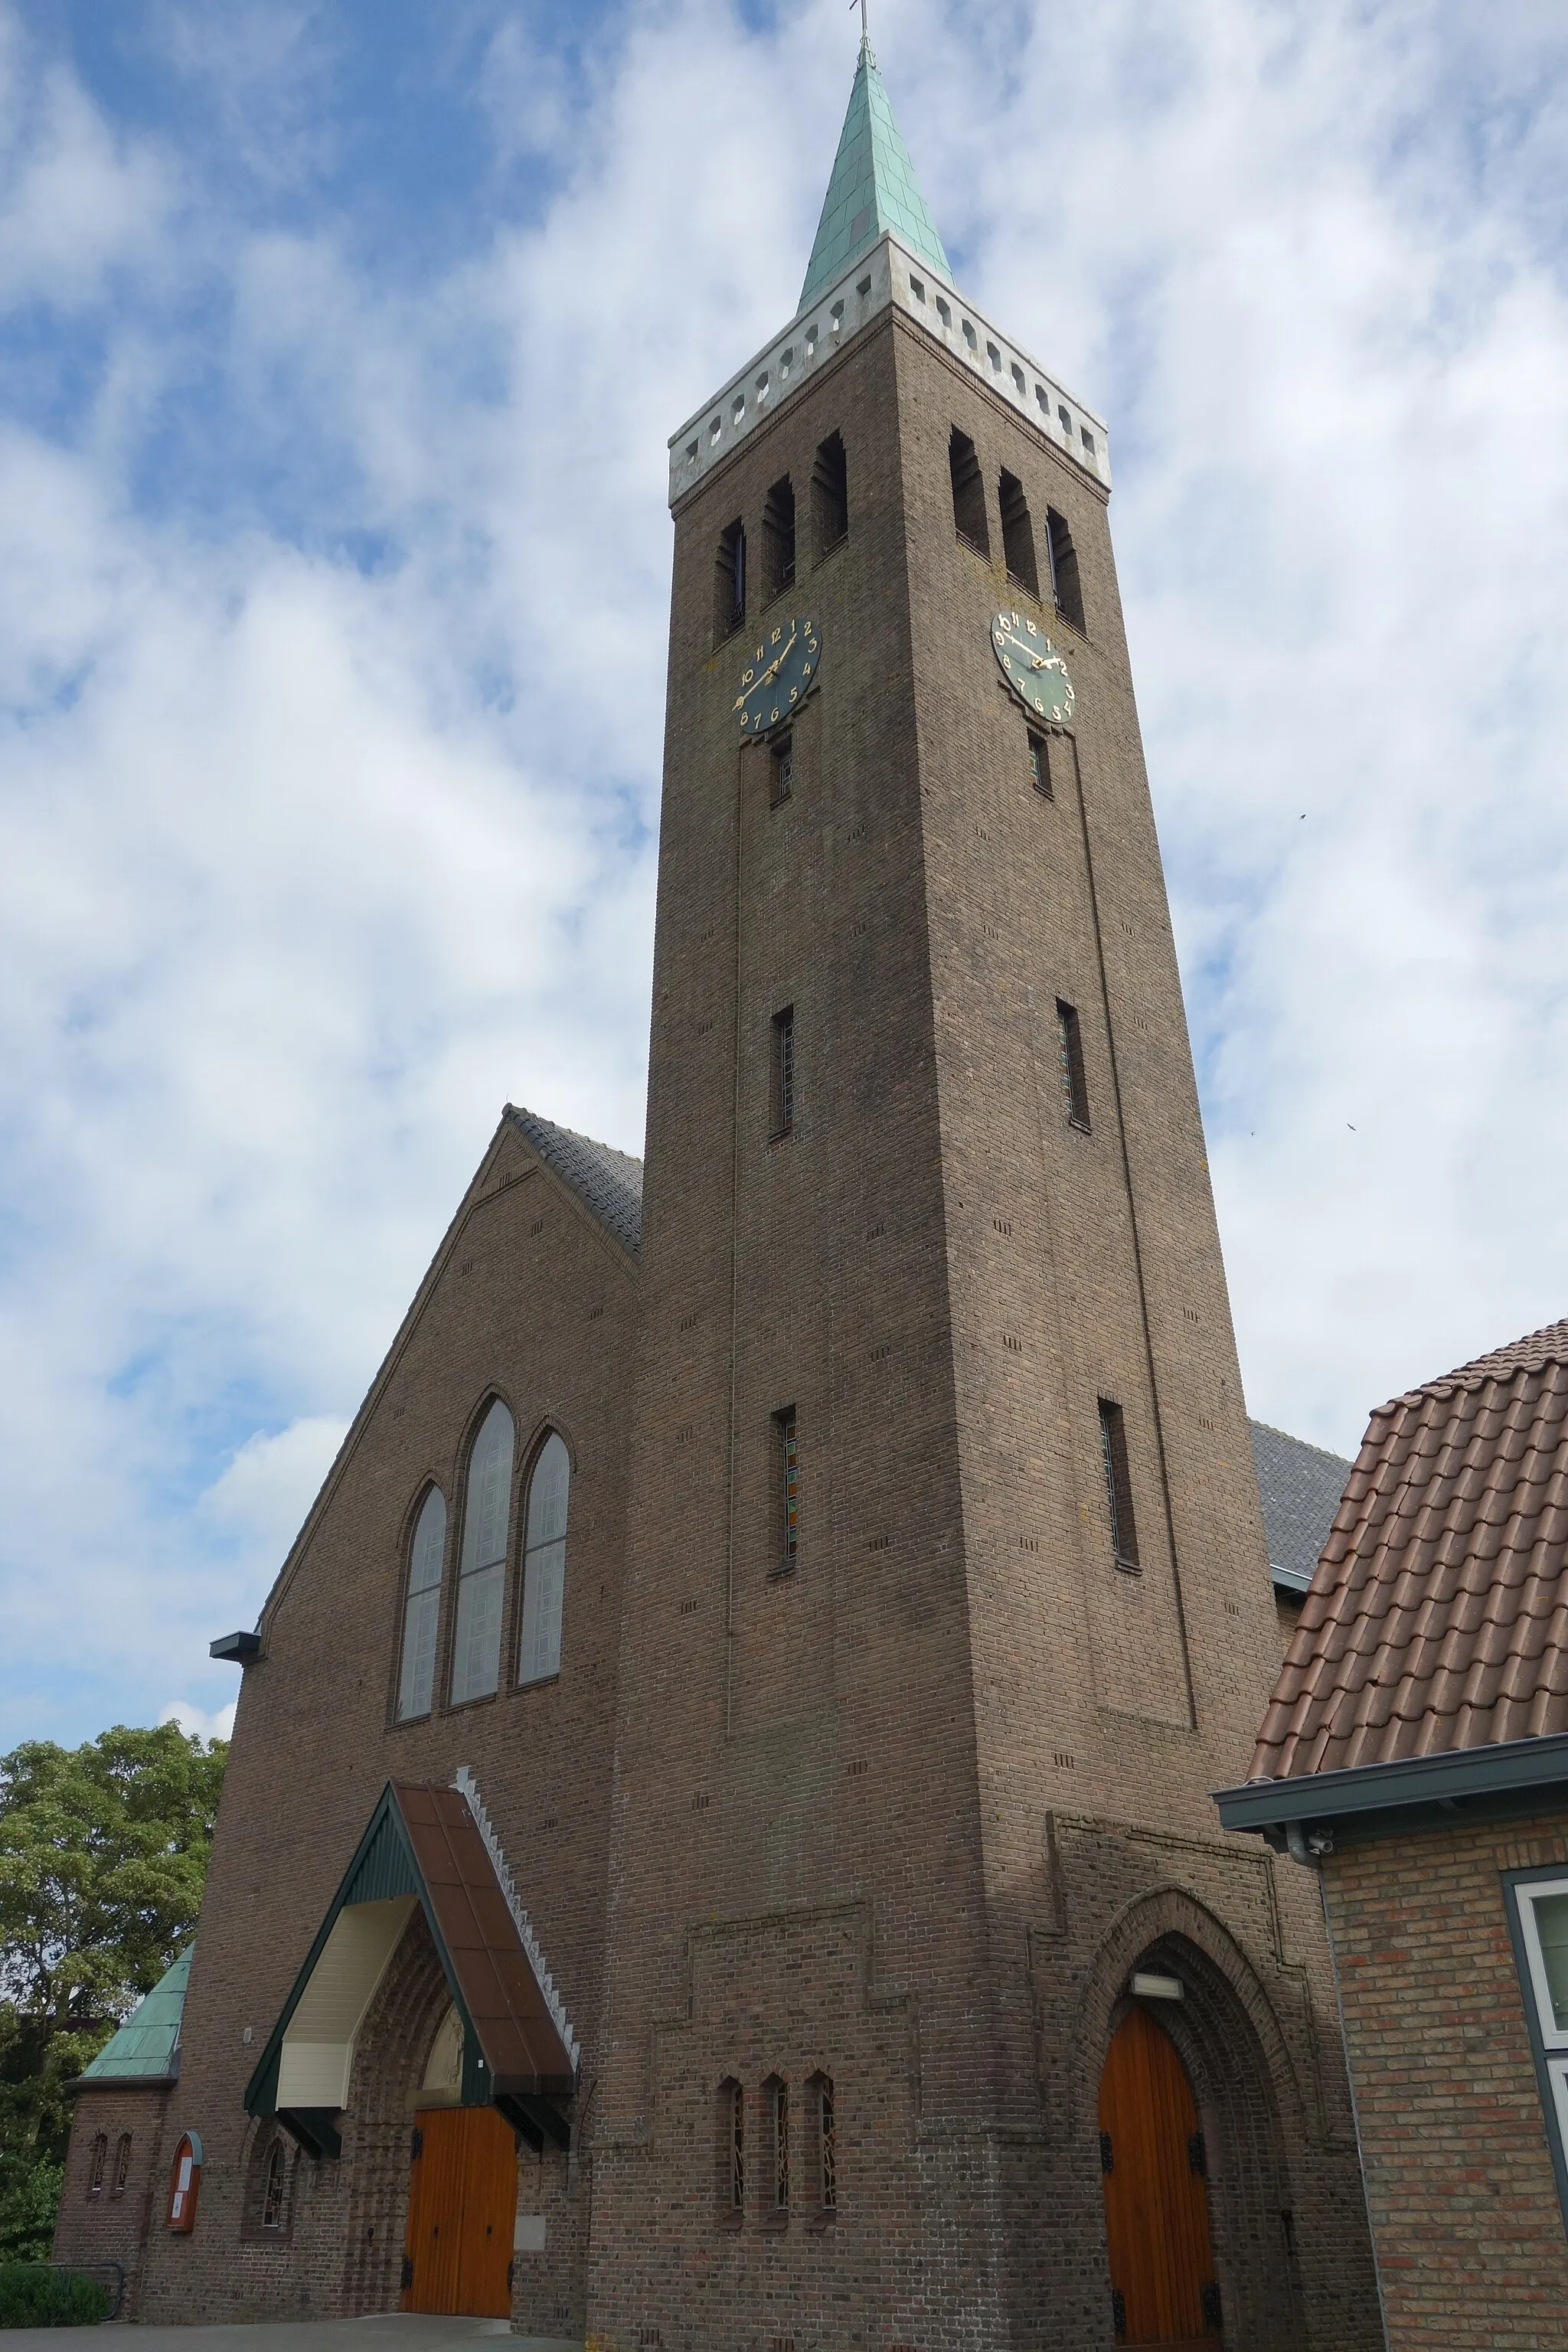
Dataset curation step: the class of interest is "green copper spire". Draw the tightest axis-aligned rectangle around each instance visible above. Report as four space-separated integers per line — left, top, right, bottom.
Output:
79 1946 192 2082
799 37 953 312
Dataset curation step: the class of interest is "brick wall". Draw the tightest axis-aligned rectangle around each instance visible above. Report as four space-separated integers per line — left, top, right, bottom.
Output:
587 305 1381 2350
1325 1813 1568 2350
52 2082 173 2315
129 1113 638 2325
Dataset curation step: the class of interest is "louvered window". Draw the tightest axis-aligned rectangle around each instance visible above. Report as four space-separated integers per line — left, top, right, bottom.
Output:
450 1400 513 1704
518 1432 570 1684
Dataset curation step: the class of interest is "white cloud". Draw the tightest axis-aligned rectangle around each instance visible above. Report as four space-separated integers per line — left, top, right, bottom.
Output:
159 1698 237 1746
2 0 1568 1742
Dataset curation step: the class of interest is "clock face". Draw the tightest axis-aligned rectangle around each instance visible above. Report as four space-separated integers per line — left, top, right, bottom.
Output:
991 609 1074 726
734 617 821 735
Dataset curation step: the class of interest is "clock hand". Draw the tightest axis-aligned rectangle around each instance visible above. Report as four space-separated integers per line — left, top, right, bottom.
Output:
733 627 798 709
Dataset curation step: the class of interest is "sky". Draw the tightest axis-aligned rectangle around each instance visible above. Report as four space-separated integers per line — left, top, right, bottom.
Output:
1 0 1566 1749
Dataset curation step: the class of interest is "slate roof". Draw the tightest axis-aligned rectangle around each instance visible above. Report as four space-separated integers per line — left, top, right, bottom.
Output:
799 38 954 312
1251 1317 1568 1782
1249 1419 1354 1595
506 1107 643 1255
79 1946 191 2083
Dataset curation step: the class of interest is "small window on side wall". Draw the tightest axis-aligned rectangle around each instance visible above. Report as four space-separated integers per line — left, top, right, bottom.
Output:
812 433 848 558
770 733 793 808
1099 1400 1140 1571
1505 1869 1568 2225
771 1005 795 1136
763 2075 790 2219
949 429 988 555
113 2134 132 2197
450 1400 514 1704
518 1432 570 1684
774 1408 799 1567
717 2079 745 2227
261 2140 287 2231
87 2133 107 2197
715 518 746 639
397 1485 446 1721
1028 730 1054 800
806 2071 837 2219
1057 999 1089 1129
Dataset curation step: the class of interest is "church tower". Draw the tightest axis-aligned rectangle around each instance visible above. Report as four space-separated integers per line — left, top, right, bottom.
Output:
590 36 1381 2352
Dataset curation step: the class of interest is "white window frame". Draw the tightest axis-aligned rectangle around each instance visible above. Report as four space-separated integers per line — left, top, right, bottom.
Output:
1504 1865 1568 2232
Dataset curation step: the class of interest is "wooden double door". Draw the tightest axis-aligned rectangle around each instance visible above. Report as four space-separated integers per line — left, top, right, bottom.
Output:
1099 2007 1222 2348
402 2104 516 2318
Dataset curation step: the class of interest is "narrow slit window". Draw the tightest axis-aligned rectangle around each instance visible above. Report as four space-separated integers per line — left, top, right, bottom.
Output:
949 429 988 555
818 2074 837 2211
812 433 848 557
1046 507 1084 632
113 2134 132 2197
1057 999 1089 1129
87 2134 107 2197
1028 729 1054 800
769 2078 790 2212
397 1485 446 1721
518 1431 570 1684
999 469 1040 597
771 1004 795 1135
450 1399 514 1704
770 732 793 808
776 1408 799 1563
715 518 746 639
763 475 796 602
1099 1400 1141 1570
717 2079 746 2223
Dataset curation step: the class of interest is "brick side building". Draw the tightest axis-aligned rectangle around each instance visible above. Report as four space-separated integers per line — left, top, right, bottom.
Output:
57 38 1382 2352
1219 1317 1568 2348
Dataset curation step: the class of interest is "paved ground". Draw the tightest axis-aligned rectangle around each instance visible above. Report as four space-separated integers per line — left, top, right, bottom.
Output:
6 2316 580 2349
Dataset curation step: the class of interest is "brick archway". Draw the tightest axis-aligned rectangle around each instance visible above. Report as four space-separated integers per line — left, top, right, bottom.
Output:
1077 1887 1310 2352
337 1909 454 2314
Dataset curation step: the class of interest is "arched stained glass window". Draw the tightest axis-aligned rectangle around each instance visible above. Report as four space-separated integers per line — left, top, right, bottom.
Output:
518 1432 570 1684
450 1400 514 1704
397 1487 446 1722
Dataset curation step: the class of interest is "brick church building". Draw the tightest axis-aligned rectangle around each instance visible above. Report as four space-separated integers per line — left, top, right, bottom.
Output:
56 38 1383 2352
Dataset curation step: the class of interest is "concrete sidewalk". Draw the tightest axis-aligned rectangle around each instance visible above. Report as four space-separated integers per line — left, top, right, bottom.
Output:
2 2317 581 2350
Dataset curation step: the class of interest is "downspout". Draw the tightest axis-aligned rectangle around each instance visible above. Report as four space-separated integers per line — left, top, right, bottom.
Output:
1280 1824 1393 2352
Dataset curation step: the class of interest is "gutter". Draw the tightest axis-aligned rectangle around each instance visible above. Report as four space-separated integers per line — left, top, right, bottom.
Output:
1214 1726 1568 1849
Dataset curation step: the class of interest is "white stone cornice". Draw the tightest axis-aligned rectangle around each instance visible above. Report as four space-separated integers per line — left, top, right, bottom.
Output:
668 230 1111 508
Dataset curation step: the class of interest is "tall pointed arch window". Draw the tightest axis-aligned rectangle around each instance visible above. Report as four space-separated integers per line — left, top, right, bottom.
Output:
397 1487 446 1721
450 1399 514 1704
518 1432 570 1685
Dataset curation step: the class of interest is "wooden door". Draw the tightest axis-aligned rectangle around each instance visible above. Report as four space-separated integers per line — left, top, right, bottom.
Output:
1098 2007 1221 2347
402 2105 517 2318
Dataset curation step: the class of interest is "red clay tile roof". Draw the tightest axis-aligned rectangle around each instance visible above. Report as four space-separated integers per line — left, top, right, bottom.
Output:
1251 1318 1568 1781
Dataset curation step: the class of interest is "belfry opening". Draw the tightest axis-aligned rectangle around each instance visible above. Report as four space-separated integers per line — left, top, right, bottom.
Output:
54 27 1383 2350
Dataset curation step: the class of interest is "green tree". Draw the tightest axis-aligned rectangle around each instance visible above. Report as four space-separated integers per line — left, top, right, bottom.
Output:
0 1722 226 2259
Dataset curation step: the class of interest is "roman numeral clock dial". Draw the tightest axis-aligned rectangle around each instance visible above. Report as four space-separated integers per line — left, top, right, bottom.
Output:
735 619 821 734
991 609 1074 725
